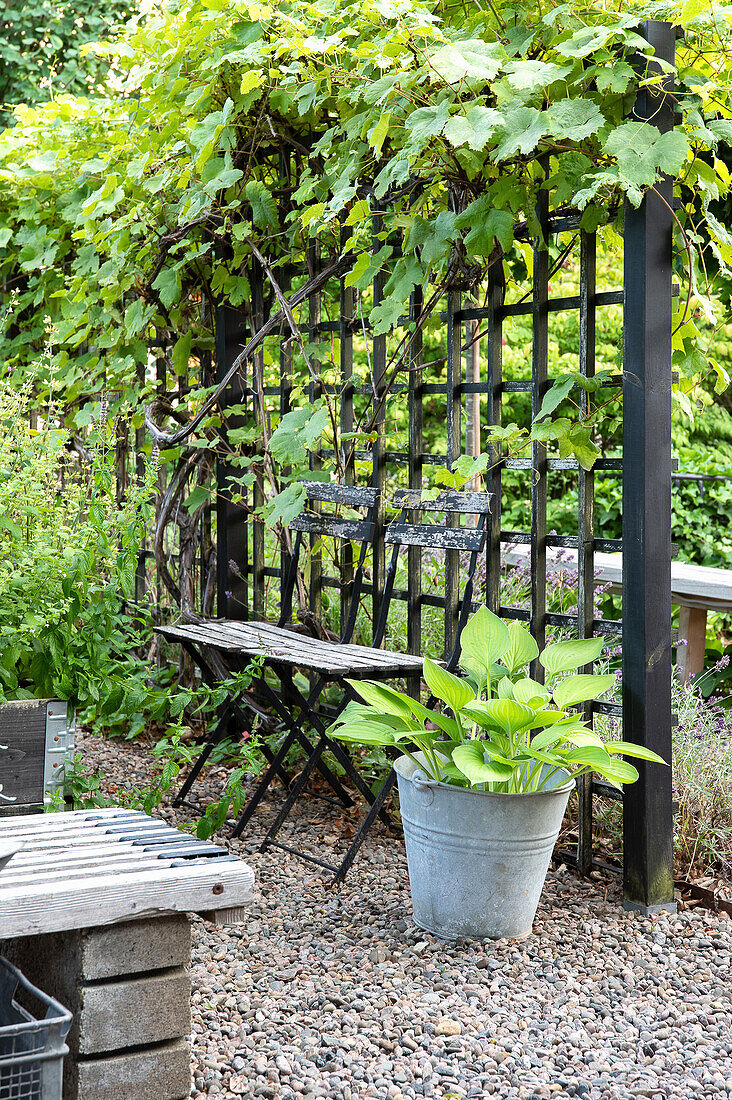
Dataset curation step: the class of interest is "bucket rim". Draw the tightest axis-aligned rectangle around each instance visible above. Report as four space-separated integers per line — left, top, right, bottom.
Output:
394 752 575 797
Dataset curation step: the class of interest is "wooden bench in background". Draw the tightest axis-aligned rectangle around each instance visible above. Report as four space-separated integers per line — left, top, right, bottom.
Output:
0 809 254 1100
504 544 732 681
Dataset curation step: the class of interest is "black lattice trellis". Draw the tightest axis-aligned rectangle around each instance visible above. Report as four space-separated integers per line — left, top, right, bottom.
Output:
207 20 676 912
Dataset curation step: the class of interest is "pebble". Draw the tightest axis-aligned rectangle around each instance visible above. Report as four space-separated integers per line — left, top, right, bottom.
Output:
434 1018 462 1036
80 731 732 1100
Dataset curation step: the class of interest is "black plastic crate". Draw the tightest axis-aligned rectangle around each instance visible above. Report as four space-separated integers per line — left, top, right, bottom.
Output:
0 958 71 1100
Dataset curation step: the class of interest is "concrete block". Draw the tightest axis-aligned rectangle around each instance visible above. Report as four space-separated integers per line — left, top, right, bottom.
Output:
75 969 191 1055
1 915 190 984
74 1038 191 1100
77 915 191 980
1 914 194 1098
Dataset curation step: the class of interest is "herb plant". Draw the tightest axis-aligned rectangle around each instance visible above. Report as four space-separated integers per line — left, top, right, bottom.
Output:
328 607 666 792
0 376 152 709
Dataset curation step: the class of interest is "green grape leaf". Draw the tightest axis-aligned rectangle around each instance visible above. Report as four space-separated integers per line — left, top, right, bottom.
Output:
548 99 604 141
443 106 503 150
427 39 504 85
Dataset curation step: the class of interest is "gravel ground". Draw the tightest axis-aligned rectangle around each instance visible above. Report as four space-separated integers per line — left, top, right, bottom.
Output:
81 732 732 1100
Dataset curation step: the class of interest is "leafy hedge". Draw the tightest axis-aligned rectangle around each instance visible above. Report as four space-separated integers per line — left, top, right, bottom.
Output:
1 0 732 593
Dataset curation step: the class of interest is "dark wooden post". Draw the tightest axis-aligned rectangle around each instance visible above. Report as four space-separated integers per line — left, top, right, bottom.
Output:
622 19 676 912
215 301 249 620
530 184 549 682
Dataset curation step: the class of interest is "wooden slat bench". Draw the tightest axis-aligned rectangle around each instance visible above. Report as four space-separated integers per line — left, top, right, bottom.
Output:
503 543 732 680
0 809 254 1100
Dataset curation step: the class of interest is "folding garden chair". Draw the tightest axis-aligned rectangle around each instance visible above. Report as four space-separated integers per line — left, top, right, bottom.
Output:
255 487 493 883
155 482 423 827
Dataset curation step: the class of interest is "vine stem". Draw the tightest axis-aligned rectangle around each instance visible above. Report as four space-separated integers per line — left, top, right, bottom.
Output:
649 184 694 336
144 250 354 449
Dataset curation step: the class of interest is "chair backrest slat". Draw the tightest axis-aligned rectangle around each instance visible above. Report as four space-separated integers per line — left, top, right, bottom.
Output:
290 514 375 542
384 523 486 552
392 488 493 514
303 482 379 508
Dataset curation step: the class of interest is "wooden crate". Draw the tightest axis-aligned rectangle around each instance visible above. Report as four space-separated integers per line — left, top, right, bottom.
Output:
0 700 75 814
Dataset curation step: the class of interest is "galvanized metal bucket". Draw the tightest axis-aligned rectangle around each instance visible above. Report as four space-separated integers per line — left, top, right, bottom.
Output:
394 753 574 941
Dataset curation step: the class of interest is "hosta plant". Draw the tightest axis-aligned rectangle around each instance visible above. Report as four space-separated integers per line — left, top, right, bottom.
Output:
328 607 666 793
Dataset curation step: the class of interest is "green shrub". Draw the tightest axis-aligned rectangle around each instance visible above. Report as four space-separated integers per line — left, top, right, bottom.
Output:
0 372 151 709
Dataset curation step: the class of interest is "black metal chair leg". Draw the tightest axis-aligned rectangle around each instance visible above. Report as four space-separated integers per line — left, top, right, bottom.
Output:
173 704 233 806
230 727 300 838
284 678 395 831
322 736 395 832
257 676 354 807
331 768 398 885
260 736 330 852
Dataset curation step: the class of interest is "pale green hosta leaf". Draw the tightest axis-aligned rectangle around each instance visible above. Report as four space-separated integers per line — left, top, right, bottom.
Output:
423 657 474 712
540 637 604 677
329 723 400 746
512 677 550 706
530 725 564 752
525 709 567 730
552 673 616 708
561 745 639 785
497 676 515 699
605 742 668 765
452 740 514 786
503 621 539 675
555 726 605 749
462 698 535 737
458 606 511 687
404 697 460 739
345 678 415 718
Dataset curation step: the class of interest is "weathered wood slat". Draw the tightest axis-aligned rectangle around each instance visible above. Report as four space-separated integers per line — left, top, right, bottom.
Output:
0 698 46 806
392 489 493 514
0 810 254 938
290 514 374 542
384 523 487 552
302 482 379 507
206 622 425 670
0 863 254 939
156 621 423 674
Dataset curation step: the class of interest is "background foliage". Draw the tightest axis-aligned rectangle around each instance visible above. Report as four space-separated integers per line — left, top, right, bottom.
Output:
2 0 732 697
0 0 133 125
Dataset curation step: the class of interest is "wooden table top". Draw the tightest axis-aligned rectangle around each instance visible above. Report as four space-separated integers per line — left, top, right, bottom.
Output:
157 619 425 677
0 809 254 939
